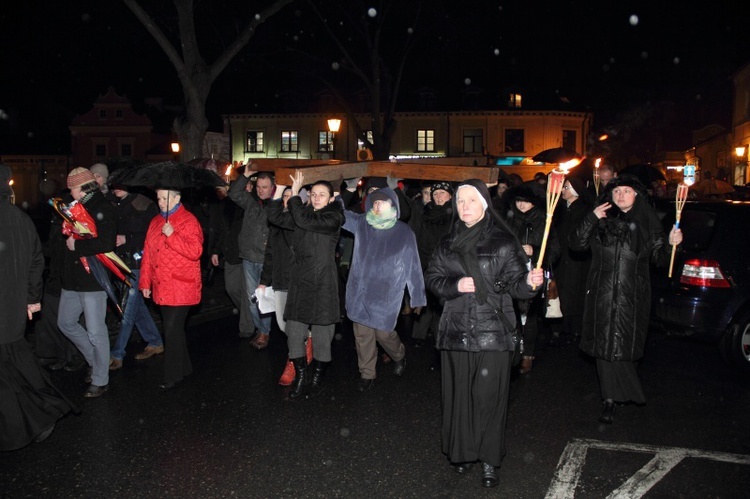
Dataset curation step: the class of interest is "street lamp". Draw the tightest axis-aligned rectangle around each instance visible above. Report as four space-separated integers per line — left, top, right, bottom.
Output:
171 142 180 161
327 118 341 159
736 146 748 185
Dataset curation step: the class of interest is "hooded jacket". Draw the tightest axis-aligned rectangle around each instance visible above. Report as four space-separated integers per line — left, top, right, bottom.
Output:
343 187 427 332
569 176 670 361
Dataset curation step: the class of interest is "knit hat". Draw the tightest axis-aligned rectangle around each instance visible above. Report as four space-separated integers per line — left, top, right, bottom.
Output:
67 167 97 189
368 189 392 205
89 163 109 182
430 181 453 197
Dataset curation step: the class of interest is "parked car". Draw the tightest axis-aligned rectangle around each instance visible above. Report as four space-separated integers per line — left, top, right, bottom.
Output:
651 199 750 373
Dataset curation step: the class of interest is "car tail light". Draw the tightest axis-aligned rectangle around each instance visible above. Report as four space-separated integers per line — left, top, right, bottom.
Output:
679 259 730 288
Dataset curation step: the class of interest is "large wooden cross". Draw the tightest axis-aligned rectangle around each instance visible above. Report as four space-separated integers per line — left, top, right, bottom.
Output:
242 159 500 185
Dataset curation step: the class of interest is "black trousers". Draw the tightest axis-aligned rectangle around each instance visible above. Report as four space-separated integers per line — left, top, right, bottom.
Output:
161 306 193 384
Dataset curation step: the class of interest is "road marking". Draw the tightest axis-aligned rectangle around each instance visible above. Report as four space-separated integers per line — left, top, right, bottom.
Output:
546 438 750 499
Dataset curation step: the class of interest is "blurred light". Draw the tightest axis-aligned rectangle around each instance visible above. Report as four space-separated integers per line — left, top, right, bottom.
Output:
735 146 745 157
327 118 341 133
171 142 180 153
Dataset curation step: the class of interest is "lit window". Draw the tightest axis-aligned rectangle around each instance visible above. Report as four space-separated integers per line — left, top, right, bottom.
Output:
281 131 299 152
246 131 264 152
417 129 435 152
319 131 335 152
508 93 522 108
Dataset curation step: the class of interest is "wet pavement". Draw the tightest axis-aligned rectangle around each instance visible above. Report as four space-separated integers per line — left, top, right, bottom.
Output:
2 269 750 497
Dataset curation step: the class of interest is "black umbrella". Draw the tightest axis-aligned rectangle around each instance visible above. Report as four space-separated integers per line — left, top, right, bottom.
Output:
618 164 666 185
532 147 582 164
108 160 227 190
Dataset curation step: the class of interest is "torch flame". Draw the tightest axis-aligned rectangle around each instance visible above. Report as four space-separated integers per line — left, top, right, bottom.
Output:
224 165 232 176
558 158 582 173
595 158 601 169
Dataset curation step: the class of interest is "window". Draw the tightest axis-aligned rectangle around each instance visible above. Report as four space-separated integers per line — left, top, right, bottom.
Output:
417 129 435 152
95 144 106 157
319 131 335 152
463 129 483 154
281 130 299 152
98 109 107 119
246 131 264 152
121 144 132 157
562 130 577 152
357 131 374 149
504 129 524 152
508 93 522 108
115 109 123 118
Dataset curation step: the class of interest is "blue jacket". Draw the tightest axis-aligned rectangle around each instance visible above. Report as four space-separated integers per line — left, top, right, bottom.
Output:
343 188 427 332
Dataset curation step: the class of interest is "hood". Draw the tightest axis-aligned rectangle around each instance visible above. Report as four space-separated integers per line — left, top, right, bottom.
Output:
365 187 400 218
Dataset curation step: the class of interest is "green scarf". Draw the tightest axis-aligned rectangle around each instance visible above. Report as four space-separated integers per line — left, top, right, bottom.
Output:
366 205 398 230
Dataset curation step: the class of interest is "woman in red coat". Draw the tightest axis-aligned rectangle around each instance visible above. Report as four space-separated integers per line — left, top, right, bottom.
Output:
140 189 203 389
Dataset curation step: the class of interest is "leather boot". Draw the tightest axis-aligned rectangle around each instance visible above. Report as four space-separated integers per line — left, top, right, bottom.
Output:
308 360 330 398
598 400 615 424
289 357 309 399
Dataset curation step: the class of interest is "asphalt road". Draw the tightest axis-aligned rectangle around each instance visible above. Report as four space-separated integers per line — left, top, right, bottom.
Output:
2 306 749 498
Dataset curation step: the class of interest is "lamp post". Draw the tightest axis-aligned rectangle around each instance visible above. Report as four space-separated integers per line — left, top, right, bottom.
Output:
171 142 180 162
327 118 341 159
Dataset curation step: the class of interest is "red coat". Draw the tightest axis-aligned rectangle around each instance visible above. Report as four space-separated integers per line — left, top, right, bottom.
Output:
140 205 203 306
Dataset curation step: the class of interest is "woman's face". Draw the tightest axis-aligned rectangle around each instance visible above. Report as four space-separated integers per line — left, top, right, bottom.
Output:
282 189 292 208
70 186 85 201
515 199 533 213
309 184 333 210
156 189 181 213
456 186 485 227
611 186 637 212
432 189 451 206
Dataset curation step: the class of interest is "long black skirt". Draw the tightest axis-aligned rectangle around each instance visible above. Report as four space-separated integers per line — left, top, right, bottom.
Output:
440 350 512 467
596 358 646 404
0 338 79 451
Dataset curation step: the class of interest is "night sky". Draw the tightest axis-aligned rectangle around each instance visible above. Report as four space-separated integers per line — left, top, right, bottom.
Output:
2 1 749 154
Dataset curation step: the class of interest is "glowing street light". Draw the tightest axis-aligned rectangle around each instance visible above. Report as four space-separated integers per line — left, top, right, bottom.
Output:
327 118 341 158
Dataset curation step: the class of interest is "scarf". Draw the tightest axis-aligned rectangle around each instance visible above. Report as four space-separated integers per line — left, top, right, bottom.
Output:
366 205 397 230
449 215 489 304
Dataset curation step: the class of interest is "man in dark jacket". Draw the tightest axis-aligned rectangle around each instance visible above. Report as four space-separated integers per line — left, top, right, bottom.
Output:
107 184 163 369
57 167 117 398
342 187 427 392
228 167 274 348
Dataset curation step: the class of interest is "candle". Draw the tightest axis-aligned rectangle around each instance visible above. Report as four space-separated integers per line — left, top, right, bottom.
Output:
594 158 601 196
224 165 232 183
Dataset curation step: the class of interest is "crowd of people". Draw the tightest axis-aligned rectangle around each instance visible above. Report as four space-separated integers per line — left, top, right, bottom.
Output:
1 161 684 489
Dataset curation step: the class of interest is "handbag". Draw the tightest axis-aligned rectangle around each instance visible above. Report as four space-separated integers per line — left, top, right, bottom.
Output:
545 278 563 318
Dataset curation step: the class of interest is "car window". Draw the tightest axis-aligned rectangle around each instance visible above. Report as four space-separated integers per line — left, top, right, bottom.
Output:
678 210 717 251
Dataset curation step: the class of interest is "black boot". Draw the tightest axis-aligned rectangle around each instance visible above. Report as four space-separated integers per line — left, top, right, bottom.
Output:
598 400 615 424
289 357 309 399
308 360 329 398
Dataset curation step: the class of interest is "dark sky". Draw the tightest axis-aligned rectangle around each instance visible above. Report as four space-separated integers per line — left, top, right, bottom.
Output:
2 1 749 153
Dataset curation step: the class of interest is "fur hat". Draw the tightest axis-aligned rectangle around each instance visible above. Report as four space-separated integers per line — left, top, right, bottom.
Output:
507 184 544 207
89 163 109 182
67 167 97 189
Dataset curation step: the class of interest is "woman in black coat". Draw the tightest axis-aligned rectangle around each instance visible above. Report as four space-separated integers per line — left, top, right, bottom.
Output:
425 179 544 488
267 173 344 399
570 175 682 423
503 184 560 373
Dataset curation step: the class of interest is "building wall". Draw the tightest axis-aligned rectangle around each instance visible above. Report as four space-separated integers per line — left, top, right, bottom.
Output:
732 62 750 185
0 155 69 211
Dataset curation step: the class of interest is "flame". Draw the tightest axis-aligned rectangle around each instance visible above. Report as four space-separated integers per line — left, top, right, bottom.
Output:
595 158 601 169
224 165 232 176
558 158 582 173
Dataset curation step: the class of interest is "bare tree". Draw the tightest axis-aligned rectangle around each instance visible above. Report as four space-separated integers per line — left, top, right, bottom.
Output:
122 0 293 160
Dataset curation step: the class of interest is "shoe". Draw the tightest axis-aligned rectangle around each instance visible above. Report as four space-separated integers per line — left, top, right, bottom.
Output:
278 359 295 386
84 367 93 384
134 344 164 360
519 355 535 374
380 353 392 364
83 384 108 398
481 462 499 488
308 360 330 398
63 358 86 372
455 462 474 474
34 424 56 443
393 358 406 377
598 401 615 424
159 381 178 390
48 360 67 371
357 377 375 392
289 357 310 399
252 333 269 350
109 358 123 371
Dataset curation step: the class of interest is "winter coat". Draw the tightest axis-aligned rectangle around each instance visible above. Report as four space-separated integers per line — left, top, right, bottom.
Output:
0 202 44 344
228 176 270 263
213 197 244 265
552 198 592 317
569 194 670 362
266 196 343 326
60 191 117 292
260 212 295 292
425 216 537 352
140 205 203 306
343 187 427 332
503 185 560 269
415 202 453 272
109 192 158 269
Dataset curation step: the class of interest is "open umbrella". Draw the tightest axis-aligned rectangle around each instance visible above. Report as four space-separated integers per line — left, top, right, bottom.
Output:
532 147 582 164
108 160 227 190
618 164 666 185
690 178 735 197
